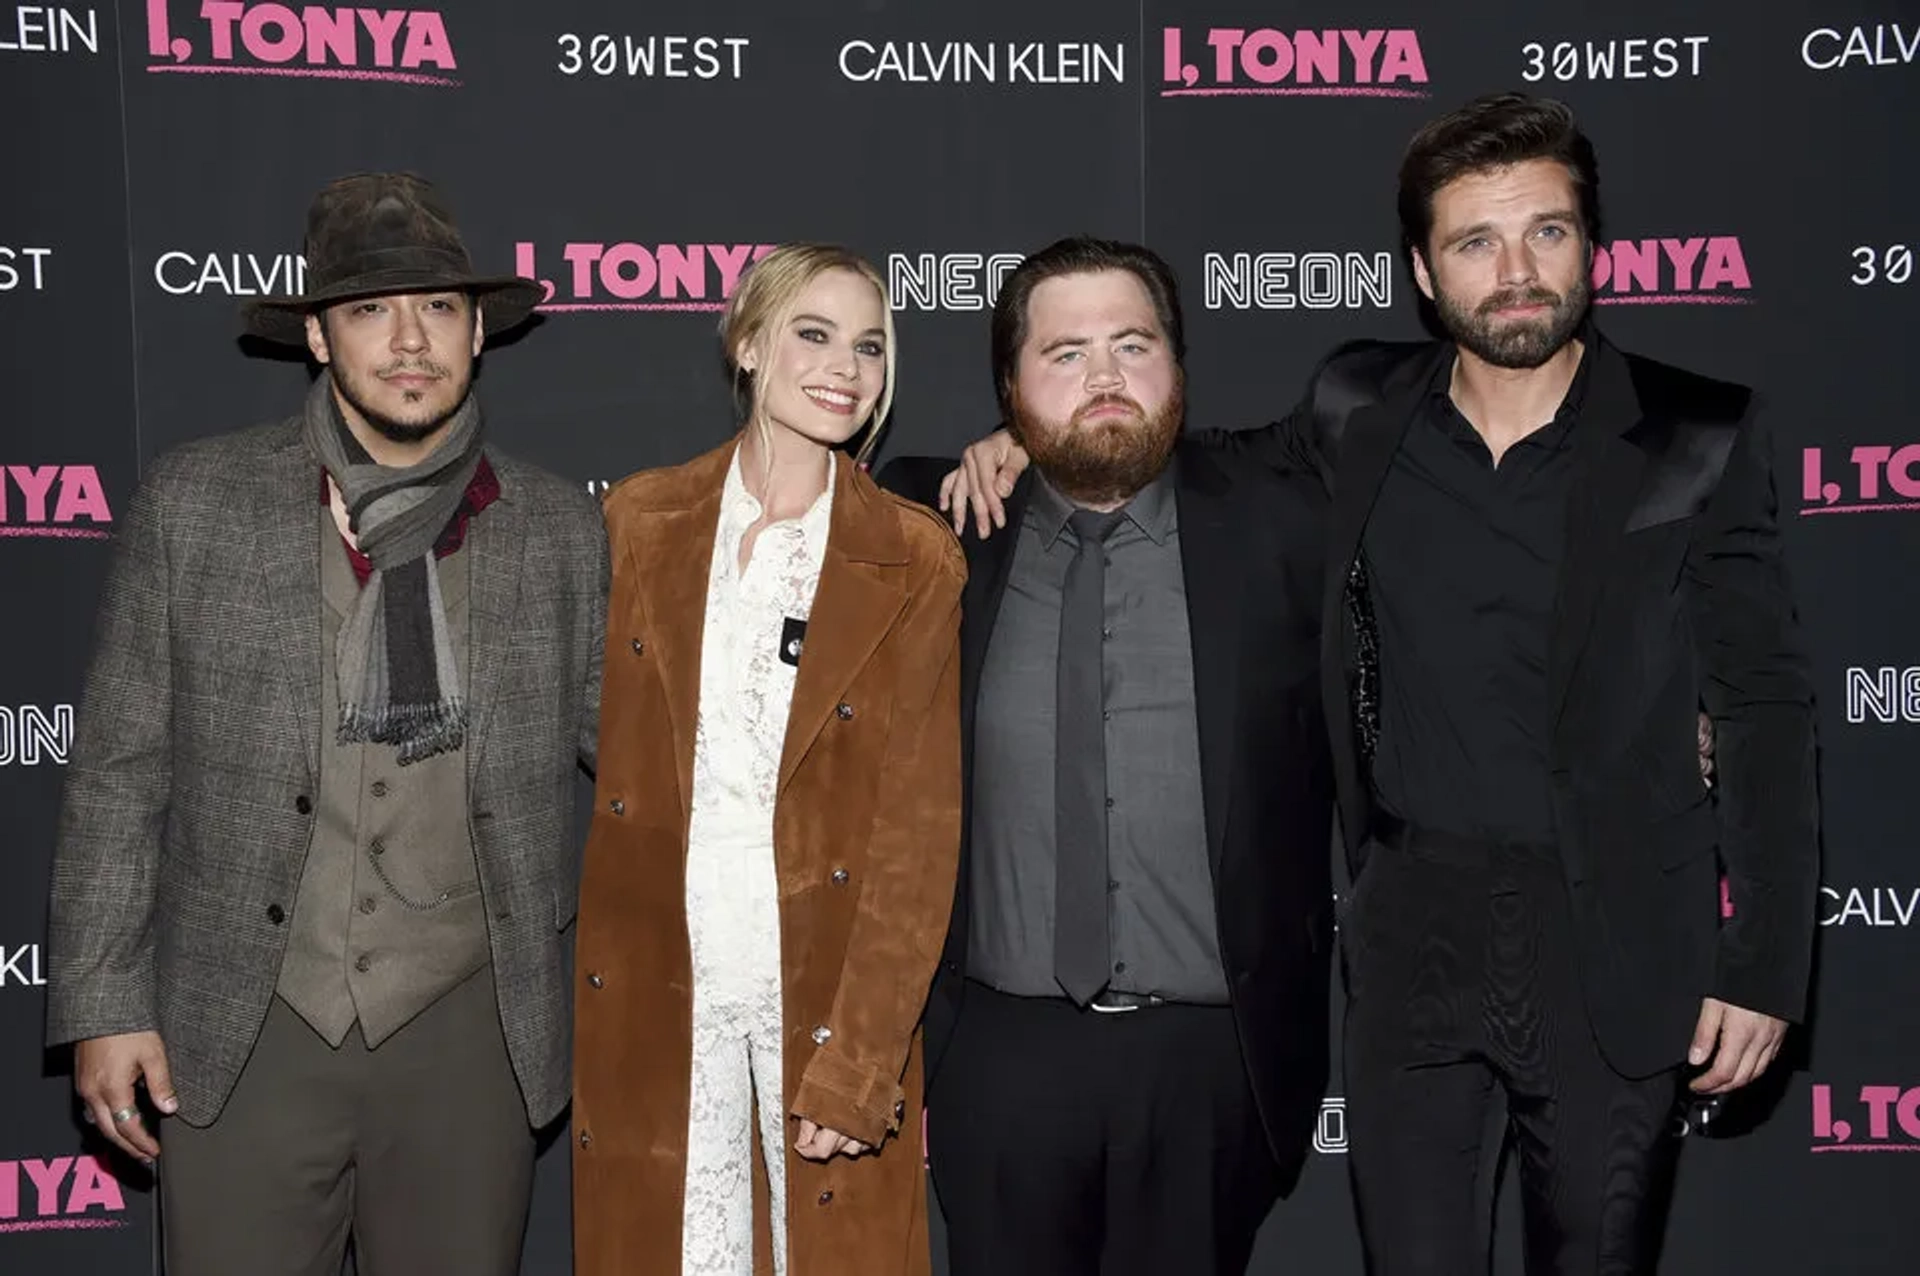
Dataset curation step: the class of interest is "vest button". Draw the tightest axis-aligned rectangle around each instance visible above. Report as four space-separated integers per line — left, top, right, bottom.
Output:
370 780 389 798
354 954 372 973
357 896 377 916
265 903 285 925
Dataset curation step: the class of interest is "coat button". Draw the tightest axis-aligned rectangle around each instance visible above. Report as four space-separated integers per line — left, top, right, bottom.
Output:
894 1099 906 1122
811 1025 833 1046
293 795 312 815
587 973 604 989
266 903 285 925
831 869 849 885
818 1190 833 1206
579 1130 592 1149
609 798 625 815
631 638 644 654
835 702 854 720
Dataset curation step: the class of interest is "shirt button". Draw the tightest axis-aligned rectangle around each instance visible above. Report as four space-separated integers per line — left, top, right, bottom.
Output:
817 1190 834 1206
831 869 849 885
1105 797 1115 809
354 954 372 973
609 798 625 815
835 703 854 720
811 1024 833 1046
1114 961 1128 973
370 781 389 798
1108 879 1120 893
357 896 377 916
630 638 645 654
1102 709 1111 721
587 973 604 989
1102 626 1112 641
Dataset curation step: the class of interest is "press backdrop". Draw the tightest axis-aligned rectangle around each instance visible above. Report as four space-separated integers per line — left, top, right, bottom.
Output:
4 2 1916 1272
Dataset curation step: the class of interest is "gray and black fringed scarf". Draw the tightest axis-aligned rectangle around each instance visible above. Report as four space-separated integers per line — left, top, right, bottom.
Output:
303 372 483 764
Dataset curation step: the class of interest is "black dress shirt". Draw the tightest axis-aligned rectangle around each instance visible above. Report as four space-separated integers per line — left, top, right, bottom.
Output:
968 467 1228 1002
1364 346 1591 842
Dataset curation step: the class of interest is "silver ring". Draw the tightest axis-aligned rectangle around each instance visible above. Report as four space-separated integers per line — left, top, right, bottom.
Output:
110 1107 138 1124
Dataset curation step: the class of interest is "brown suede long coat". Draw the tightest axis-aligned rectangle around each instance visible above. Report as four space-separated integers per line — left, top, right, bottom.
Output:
573 440 964 1276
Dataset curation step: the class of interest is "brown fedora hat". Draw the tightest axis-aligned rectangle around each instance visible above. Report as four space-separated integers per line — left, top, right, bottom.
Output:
243 171 545 345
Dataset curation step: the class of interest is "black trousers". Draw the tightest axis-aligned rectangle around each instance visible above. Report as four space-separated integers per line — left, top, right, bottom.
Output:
929 982 1278 1276
1342 830 1682 1276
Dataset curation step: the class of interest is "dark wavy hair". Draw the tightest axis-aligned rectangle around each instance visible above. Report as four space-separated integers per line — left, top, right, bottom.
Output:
1398 92 1602 260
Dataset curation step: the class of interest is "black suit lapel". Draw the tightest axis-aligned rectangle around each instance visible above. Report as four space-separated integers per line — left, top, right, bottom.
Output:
1548 341 1649 726
1174 450 1241 877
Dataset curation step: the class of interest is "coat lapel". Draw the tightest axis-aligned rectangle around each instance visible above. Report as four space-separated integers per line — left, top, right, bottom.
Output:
778 458 911 795
1173 450 1241 875
256 431 324 781
958 473 1033 740
1548 340 1649 725
465 459 526 774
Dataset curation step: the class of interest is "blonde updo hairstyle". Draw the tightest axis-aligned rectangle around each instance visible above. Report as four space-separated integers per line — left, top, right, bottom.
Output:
719 243 898 468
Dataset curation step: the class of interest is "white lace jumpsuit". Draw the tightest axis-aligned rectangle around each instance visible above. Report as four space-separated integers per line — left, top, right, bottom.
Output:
680 450 834 1275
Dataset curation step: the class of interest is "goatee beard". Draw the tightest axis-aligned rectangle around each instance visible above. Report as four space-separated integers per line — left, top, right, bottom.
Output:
1010 378 1184 508
1434 274 1591 370
335 364 471 447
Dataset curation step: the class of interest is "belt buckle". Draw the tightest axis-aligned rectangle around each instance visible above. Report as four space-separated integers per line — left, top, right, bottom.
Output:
1088 1000 1140 1014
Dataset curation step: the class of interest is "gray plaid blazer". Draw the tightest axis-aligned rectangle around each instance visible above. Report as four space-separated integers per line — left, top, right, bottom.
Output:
45 418 607 1127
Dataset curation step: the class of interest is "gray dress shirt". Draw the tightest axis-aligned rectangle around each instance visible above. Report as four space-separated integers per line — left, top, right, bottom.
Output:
969 468 1228 1002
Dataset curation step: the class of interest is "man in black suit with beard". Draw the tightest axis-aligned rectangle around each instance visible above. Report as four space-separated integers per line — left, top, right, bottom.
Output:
880 236 1334 1276
941 95 1819 1276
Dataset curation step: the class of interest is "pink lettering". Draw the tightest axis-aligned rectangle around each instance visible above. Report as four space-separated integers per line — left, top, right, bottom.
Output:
562 243 603 298
1889 445 1920 499
63 1156 125 1215
1697 237 1751 291
356 7 405 67
599 244 658 300
1207 29 1243 82
1661 237 1705 291
22 1156 72 1218
147 0 170 55
707 243 756 297
53 466 112 524
399 10 453 69
7 465 60 523
1341 29 1385 83
657 245 703 300
1161 27 1182 81
1240 29 1292 83
1293 30 1339 83
1377 30 1427 83
303 6 354 64
201 0 243 59
240 2 303 64
1900 1087 1920 1141
1803 448 1824 503
1610 240 1660 293
1862 1085 1902 1141
1852 446 1891 500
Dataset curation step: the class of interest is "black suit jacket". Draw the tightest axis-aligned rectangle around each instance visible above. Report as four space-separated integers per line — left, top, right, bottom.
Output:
1211 333 1820 1080
878 441 1336 1184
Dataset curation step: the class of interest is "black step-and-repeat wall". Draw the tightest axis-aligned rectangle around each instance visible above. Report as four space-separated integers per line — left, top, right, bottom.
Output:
5 2 1916 1272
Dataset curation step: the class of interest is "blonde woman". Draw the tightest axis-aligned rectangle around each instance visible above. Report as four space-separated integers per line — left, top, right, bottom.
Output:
572 244 964 1276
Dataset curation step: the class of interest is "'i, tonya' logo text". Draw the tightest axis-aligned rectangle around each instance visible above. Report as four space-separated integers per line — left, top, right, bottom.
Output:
145 1 458 85
0 1154 128 1231
1811 1084 1920 1153
1161 28 1429 97
0 466 111 539
513 243 774 313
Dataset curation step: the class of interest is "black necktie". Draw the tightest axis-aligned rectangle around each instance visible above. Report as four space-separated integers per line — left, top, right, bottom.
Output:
1055 508 1125 1005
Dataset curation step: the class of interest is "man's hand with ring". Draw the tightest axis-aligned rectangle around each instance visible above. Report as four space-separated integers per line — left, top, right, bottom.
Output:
75 1030 177 1162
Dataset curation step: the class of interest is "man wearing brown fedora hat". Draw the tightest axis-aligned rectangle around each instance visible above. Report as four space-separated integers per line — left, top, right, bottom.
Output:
46 172 607 1276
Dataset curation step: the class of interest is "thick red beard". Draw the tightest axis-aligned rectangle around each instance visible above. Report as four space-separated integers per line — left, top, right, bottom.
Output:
1009 378 1185 508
